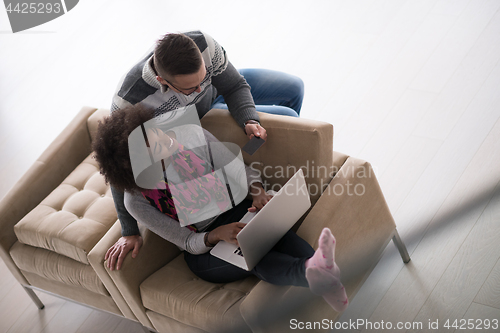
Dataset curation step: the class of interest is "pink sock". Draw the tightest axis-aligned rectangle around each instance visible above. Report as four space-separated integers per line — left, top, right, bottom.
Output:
305 228 348 312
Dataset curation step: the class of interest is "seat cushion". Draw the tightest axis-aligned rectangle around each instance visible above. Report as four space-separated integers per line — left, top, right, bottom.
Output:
10 241 109 296
140 254 259 333
14 154 117 264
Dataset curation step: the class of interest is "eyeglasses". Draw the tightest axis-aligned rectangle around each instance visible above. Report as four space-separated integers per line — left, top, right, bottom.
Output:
163 79 200 95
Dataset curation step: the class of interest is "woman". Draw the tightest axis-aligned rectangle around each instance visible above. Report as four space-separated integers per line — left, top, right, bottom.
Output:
92 104 348 312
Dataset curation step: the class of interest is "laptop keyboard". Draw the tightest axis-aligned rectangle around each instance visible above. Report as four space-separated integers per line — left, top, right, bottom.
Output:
234 247 244 257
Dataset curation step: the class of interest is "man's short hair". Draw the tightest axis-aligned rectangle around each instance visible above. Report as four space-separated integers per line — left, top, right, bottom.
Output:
153 33 203 79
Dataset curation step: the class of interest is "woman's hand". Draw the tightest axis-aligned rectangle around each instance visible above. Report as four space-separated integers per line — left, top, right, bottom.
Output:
208 222 247 246
105 235 143 271
248 182 273 212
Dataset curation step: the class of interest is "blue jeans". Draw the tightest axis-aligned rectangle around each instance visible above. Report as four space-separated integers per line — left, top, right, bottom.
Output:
184 199 314 287
211 69 304 117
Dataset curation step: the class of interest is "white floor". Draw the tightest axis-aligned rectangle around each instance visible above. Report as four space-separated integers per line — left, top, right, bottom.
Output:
1 0 500 332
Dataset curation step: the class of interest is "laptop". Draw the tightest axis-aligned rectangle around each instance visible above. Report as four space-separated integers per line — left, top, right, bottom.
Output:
210 169 311 271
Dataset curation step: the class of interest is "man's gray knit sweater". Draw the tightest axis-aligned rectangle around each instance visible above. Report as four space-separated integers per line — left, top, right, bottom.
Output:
110 31 261 237
111 30 259 127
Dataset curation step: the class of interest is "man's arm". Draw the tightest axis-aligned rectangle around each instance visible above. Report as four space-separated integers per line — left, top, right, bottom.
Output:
211 61 258 127
204 33 267 140
211 62 268 140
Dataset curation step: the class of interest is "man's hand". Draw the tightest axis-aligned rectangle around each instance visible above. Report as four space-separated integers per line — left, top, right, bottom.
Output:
209 222 247 246
245 122 268 141
105 235 143 271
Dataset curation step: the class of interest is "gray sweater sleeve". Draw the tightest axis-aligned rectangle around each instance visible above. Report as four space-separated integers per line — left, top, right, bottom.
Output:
110 186 140 237
124 192 211 254
211 61 260 128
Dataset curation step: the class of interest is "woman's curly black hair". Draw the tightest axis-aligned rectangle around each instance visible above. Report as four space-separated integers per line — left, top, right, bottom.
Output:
92 104 155 193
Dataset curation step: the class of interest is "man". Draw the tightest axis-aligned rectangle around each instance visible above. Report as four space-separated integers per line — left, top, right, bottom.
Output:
107 31 304 270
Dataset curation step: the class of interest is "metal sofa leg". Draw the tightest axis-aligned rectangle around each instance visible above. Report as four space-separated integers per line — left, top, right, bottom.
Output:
23 286 45 309
392 229 411 263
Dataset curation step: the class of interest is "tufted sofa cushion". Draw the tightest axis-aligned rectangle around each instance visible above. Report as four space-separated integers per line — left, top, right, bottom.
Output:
10 241 109 296
13 154 117 264
140 254 259 333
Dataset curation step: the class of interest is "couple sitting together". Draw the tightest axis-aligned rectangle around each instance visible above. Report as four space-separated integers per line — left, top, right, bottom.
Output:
98 30 348 312
93 104 348 312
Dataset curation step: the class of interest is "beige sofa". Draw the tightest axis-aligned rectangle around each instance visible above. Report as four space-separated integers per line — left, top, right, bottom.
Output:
0 106 410 333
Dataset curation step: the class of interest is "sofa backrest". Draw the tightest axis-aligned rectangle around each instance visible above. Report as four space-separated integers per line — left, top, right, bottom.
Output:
88 108 111 143
88 108 335 205
201 109 334 205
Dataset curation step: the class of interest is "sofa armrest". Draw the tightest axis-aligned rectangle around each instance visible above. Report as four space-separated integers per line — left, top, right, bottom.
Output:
103 225 182 328
241 156 397 332
0 106 97 284
88 221 139 321
297 156 396 283
241 281 329 333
